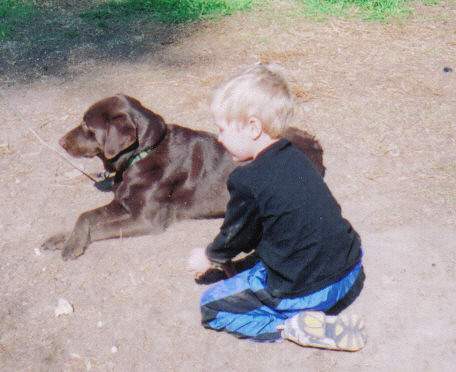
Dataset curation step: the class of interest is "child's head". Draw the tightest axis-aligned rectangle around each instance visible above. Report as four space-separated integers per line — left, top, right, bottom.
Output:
211 63 294 161
211 63 294 137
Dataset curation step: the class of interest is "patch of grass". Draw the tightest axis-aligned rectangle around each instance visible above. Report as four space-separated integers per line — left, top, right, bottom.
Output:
63 29 80 40
296 0 428 21
0 0 38 41
81 0 254 25
0 0 256 82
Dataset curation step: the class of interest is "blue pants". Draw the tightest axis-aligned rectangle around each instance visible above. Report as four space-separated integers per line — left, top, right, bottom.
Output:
201 261 362 341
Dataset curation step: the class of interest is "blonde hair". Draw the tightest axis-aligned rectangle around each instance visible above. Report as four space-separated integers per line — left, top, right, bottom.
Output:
211 63 294 138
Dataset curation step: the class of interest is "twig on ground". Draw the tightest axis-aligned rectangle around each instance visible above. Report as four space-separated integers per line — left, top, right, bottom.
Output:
28 127 97 182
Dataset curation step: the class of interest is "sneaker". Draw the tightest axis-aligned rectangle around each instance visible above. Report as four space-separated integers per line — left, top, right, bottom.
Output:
279 311 366 351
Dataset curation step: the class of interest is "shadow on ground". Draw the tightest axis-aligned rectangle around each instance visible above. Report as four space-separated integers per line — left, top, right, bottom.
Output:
0 1 204 85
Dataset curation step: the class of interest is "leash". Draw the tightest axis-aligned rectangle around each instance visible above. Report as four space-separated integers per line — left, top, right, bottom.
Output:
29 125 167 190
28 128 98 183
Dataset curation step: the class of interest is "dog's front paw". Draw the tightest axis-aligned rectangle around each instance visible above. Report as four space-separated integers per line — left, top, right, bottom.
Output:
42 233 68 251
61 242 85 261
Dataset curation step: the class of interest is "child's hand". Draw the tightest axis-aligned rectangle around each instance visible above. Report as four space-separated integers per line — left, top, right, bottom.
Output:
187 248 237 283
187 247 212 277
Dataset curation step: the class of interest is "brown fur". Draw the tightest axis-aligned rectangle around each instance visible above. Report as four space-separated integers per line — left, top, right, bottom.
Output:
42 94 325 260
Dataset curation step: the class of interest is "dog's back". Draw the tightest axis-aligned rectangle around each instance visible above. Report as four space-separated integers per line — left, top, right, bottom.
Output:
284 127 325 177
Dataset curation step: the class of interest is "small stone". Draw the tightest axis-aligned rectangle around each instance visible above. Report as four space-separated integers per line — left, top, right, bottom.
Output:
97 321 103 328
302 82 313 90
111 346 118 354
432 263 436 267
387 144 400 157
54 298 74 317
34 247 42 256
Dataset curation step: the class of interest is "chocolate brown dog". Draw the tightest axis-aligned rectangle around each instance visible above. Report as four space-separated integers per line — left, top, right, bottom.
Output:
42 94 325 260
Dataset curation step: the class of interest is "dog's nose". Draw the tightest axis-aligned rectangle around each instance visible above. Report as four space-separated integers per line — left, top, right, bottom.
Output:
59 136 67 149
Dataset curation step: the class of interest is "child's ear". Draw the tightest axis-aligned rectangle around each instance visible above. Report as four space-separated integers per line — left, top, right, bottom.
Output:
248 116 263 140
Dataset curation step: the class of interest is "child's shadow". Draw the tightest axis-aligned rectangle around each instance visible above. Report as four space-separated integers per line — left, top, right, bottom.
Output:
195 252 365 316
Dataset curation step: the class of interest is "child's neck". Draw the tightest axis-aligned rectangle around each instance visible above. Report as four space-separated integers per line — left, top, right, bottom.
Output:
253 133 280 159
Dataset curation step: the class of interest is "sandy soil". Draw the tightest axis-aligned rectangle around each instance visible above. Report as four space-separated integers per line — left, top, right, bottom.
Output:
0 1 455 371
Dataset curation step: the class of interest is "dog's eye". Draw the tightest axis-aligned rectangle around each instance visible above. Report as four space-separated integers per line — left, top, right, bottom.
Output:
110 114 125 122
81 125 95 138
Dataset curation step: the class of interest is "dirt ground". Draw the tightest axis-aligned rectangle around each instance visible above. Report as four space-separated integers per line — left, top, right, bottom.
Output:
1 1 455 371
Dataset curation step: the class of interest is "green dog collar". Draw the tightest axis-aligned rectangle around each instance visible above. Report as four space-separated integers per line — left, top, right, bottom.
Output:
126 146 155 168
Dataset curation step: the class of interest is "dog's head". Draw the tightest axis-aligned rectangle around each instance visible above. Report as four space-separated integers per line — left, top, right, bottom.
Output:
60 94 166 160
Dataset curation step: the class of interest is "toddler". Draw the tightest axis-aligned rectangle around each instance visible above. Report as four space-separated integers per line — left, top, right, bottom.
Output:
189 64 366 351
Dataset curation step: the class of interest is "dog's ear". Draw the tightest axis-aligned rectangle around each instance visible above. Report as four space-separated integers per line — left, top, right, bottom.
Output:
123 96 167 148
104 113 137 159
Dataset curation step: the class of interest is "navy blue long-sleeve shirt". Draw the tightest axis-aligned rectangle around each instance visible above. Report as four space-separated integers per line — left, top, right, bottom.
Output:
206 138 362 298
